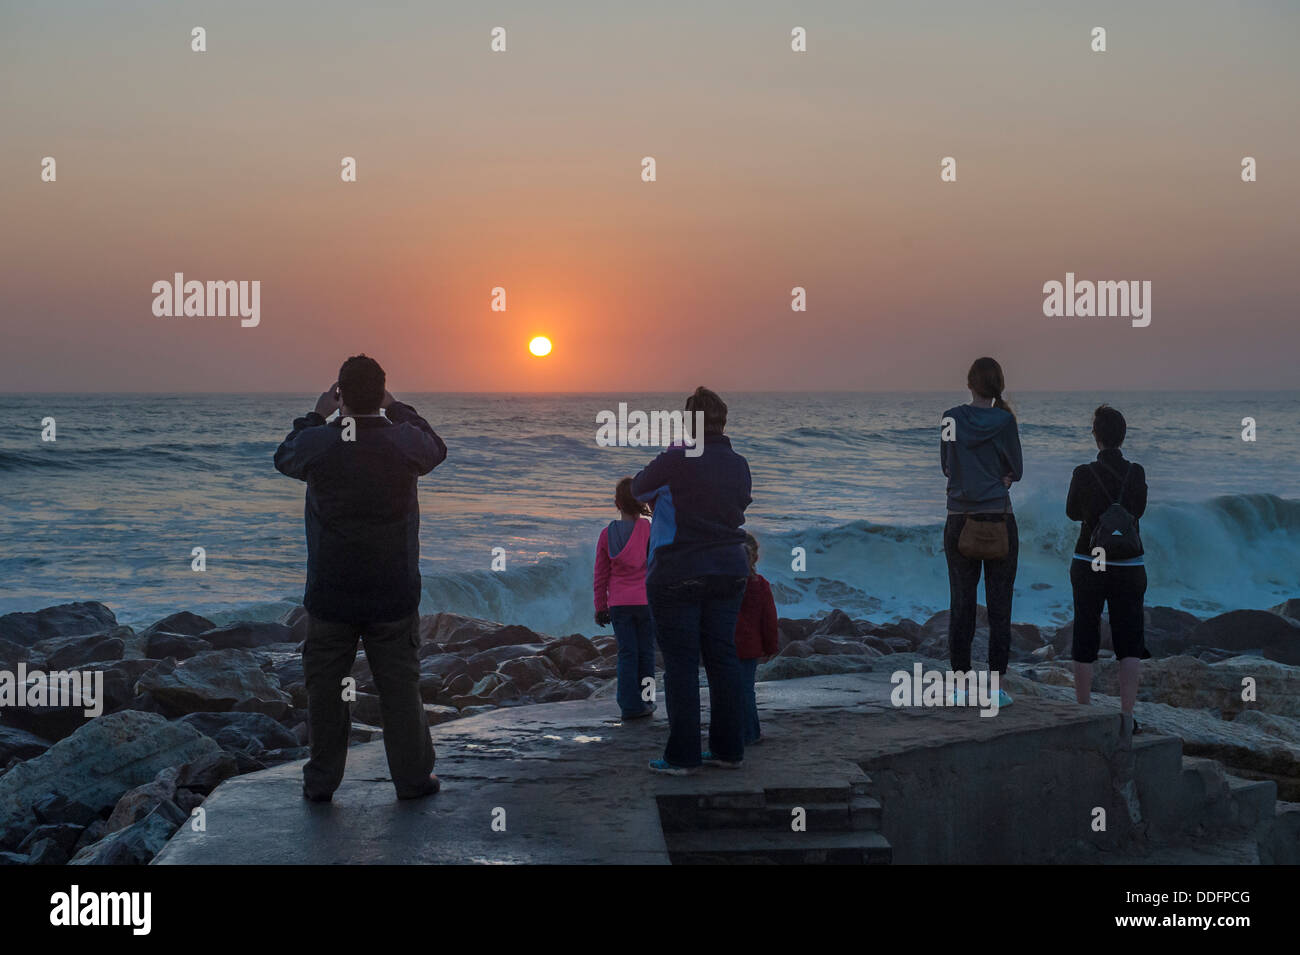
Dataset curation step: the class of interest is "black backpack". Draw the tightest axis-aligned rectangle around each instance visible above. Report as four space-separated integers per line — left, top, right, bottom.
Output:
1087 462 1143 561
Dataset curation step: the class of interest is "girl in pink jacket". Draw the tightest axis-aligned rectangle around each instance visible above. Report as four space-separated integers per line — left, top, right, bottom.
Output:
594 477 656 720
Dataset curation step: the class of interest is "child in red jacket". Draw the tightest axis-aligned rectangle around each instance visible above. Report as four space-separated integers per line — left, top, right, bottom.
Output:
734 533 779 744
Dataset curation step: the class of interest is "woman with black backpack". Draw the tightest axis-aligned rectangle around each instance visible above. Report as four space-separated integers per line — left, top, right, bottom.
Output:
1066 404 1148 736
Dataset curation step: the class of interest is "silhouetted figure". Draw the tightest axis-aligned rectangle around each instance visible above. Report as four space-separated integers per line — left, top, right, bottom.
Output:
940 357 1022 704
593 477 656 720
274 355 446 802
1067 404 1149 735
633 387 752 774
733 533 778 745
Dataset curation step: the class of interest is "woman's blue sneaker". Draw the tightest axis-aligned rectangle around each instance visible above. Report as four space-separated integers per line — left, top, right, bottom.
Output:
648 759 698 776
702 751 743 769
997 689 1013 707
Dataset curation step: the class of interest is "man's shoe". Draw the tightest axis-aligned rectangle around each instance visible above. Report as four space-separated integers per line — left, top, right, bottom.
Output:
397 774 441 800
302 786 333 804
621 706 655 721
648 759 698 776
702 751 743 769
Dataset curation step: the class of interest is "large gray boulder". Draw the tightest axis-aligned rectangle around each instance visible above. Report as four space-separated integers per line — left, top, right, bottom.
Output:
0 710 219 849
144 631 212 661
777 618 818 647
106 767 180 833
68 801 188 865
198 622 294 650
0 602 118 648
134 649 292 717
0 638 27 668
811 609 868 638
418 653 470 679
422 613 548 652
1090 653 1300 719
1270 599 1300 624
756 655 875 682
1051 606 1200 658
1187 610 1300 665
808 635 880 656
177 711 300 756
541 635 601 674
465 644 543 679
29 627 130 669
0 725 52 764
140 612 216 639
496 654 562 691
0 659 164 743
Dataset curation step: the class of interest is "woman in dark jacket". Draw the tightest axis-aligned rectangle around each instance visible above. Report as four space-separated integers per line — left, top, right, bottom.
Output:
632 387 752 775
1066 404 1148 736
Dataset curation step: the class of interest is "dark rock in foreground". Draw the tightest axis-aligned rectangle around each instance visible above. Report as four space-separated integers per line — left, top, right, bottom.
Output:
0 602 118 648
140 612 216 639
144 631 213 661
0 711 220 850
134 649 293 718
1187 610 1300 665
2 595 1299 864
0 725 52 764
198 622 294 651
28 627 130 670
69 802 188 865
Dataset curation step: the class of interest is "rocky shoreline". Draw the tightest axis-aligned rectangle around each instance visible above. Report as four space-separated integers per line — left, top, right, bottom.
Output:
1 597 1298 865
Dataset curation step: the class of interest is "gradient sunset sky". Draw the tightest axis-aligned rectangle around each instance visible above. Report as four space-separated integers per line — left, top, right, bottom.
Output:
2 0 1297 393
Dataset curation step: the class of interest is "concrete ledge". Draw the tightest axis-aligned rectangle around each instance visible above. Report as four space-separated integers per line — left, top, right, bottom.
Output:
152 670 1178 865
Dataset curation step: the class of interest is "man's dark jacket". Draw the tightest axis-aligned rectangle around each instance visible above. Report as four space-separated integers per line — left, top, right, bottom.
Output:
274 401 446 624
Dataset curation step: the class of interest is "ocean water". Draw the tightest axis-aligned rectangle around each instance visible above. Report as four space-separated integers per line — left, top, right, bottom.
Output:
1 392 1297 634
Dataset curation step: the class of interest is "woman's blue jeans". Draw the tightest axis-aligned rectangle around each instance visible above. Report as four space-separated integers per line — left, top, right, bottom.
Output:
646 574 747 767
608 604 656 717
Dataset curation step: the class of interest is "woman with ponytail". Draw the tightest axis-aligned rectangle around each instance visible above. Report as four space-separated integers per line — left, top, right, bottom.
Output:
939 357 1023 705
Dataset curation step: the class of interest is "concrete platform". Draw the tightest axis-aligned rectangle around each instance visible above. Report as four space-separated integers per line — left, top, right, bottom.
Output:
156 666 1144 865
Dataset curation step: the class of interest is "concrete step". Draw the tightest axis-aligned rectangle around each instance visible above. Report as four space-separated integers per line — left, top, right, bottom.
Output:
763 783 853 805
1258 802 1300 864
850 795 883 831
1226 775 1277 828
663 782 875 835
1129 734 1186 835
1181 756 1230 803
666 828 892 865
1131 734 1182 783
695 790 765 810
765 802 852 830
662 793 878 832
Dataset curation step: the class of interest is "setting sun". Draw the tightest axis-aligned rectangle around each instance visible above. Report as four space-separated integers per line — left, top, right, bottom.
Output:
528 336 552 357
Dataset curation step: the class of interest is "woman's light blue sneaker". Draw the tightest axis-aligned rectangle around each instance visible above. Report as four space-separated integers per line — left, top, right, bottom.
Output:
997 689 1014 707
648 759 698 776
702 751 743 769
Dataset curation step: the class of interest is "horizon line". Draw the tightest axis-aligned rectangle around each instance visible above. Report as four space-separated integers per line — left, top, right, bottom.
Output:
2 388 1298 397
